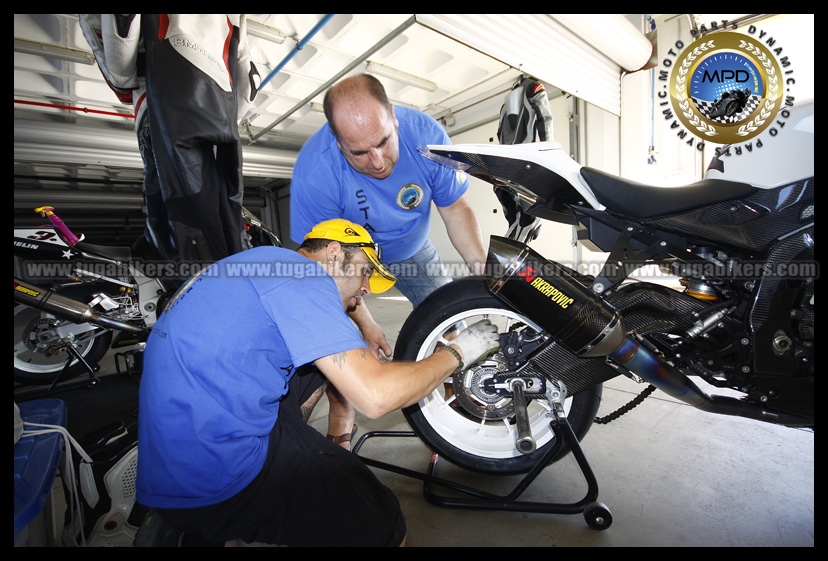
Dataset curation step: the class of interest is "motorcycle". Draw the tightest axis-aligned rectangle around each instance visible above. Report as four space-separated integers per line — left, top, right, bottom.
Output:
708 88 752 120
14 206 281 387
394 101 814 491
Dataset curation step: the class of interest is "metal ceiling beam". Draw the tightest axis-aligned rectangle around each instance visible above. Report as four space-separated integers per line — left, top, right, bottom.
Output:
250 15 416 142
14 38 96 65
14 189 266 209
259 14 334 91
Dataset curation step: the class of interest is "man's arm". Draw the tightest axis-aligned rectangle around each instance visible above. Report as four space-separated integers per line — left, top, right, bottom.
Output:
436 195 487 275
315 319 499 419
315 345 460 419
348 301 392 360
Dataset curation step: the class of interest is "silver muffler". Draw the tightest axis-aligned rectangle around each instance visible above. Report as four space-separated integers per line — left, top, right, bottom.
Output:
14 278 146 334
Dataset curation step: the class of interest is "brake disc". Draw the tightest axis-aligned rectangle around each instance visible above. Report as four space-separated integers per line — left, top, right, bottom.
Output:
22 317 67 356
452 359 516 420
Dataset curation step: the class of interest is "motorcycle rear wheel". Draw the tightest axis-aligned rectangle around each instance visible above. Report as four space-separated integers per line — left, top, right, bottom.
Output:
397 278 602 475
14 304 113 385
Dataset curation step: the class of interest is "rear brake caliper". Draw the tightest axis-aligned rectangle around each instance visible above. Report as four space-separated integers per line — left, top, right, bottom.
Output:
499 327 545 370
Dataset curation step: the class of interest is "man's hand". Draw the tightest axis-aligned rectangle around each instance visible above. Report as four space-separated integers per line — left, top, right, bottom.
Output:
449 319 500 364
348 300 393 360
361 320 393 361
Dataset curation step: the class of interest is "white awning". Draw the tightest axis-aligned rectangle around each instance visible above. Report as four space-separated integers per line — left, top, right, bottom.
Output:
416 14 653 115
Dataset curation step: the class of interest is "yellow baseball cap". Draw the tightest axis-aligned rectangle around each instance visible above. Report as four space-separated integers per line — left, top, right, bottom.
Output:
303 219 396 293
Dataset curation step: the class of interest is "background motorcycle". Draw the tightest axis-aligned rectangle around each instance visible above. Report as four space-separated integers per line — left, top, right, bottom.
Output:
396 101 814 477
13 206 281 386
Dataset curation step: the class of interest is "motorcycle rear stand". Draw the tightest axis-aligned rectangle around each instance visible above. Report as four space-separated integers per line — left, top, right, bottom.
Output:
351 413 613 531
44 347 143 394
44 343 102 393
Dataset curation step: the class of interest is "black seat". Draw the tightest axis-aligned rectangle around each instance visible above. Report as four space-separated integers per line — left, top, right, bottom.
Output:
75 240 133 262
580 167 756 219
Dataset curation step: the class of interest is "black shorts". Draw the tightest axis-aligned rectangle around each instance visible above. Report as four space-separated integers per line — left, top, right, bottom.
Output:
158 366 406 546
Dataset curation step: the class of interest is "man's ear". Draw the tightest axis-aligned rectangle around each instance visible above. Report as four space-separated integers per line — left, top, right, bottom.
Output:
325 240 343 265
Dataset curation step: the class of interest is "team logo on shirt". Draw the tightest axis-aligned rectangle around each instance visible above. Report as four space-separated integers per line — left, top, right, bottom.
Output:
396 183 424 210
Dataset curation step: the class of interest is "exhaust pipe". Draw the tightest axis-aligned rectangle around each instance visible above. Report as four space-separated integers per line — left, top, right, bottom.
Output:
485 237 811 427
14 278 147 335
486 236 626 358
607 337 811 425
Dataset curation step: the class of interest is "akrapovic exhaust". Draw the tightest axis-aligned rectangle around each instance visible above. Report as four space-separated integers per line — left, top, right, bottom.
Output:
486 236 626 358
14 278 146 335
485 237 812 427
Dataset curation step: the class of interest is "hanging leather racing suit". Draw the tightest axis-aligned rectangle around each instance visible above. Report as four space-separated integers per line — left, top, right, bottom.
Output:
142 14 259 262
495 76 556 243
79 15 176 259
497 76 555 145
80 14 260 263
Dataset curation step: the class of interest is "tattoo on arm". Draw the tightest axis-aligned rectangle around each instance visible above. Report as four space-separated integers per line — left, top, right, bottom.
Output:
330 351 347 369
299 383 327 424
328 348 369 370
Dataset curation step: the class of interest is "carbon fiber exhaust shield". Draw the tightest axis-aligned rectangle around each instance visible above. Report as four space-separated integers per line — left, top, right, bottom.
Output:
485 236 625 358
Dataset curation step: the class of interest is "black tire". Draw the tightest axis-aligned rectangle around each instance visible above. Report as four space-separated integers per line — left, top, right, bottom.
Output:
396 278 602 475
13 304 113 385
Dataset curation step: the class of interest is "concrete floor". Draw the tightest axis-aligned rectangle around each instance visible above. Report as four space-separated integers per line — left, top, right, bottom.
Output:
17 287 814 547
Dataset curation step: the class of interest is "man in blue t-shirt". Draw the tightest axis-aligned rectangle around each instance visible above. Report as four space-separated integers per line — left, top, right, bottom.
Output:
290 74 487 360
136 218 499 547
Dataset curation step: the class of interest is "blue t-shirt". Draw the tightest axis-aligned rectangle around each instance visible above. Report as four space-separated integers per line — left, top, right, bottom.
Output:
136 247 366 509
289 105 469 263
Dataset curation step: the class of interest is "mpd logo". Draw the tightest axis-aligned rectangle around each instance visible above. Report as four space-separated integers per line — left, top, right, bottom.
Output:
659 23 798 152
669 31 783 144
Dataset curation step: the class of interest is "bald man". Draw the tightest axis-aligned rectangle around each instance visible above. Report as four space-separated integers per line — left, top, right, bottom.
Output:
290 74 486 360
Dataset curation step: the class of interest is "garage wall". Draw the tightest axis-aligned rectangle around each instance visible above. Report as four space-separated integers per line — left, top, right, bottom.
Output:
428 13 744 281
621 14 709 188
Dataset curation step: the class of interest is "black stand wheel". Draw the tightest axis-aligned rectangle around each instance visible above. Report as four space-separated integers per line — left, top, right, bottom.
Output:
583 501 613 530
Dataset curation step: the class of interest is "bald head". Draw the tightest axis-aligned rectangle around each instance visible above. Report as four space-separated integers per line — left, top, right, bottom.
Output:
322 74 400 180
323 74 394 141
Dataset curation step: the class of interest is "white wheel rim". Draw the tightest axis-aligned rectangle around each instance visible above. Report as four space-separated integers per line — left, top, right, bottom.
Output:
13 305 98 374
415 307 570 459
